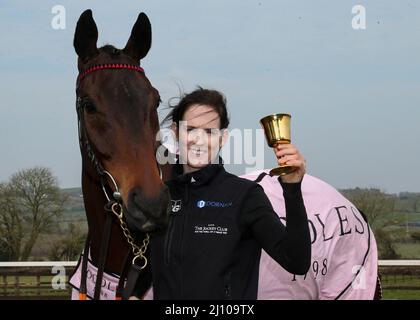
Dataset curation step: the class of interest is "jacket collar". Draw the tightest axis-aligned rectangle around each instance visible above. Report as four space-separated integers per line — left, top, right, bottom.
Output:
171 157 225 186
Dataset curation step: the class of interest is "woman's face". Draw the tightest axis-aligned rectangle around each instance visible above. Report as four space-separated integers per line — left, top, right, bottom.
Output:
175 104 227 171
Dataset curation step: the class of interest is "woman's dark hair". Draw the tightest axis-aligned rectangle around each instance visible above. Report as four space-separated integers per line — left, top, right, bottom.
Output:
164 87 230 129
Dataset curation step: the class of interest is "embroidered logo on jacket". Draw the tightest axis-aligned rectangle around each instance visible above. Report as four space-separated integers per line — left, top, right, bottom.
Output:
171 200 182 213
194 223 229 235
196 200 233 208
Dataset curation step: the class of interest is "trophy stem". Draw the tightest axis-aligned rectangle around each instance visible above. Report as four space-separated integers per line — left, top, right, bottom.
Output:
269 165 296 176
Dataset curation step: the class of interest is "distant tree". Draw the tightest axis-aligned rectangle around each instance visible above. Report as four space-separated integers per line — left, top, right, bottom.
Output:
0 182 23 260
0 238 9 260
341 187 400 229
374 229 400 259
0 242 9 261
341 187 402 259
411 231 420 242
410 193 420 213
49 223 86 261
416 197 420 213
0 167 67 261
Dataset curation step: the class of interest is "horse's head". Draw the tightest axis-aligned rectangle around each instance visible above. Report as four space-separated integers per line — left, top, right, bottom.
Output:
74 10 170 233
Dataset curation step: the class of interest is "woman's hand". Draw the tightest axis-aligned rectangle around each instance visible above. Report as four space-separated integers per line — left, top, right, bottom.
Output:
273 143 306 183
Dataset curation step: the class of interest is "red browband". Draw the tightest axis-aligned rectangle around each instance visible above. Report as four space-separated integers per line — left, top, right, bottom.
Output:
77 63 145 83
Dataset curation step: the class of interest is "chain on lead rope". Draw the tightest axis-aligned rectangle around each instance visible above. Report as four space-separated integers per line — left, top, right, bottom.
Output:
110 202 150 269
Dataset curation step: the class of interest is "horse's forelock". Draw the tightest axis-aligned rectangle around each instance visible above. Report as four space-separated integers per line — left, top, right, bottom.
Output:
100 44 120 56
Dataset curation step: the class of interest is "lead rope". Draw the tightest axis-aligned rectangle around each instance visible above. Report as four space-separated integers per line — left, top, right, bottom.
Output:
93 205 114 300
79 232 91 300
115 250 131 300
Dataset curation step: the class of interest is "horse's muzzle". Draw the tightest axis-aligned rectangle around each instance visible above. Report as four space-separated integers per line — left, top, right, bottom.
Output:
124 186 171 233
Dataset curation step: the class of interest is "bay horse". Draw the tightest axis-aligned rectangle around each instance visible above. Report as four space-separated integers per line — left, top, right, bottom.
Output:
69 9 171 300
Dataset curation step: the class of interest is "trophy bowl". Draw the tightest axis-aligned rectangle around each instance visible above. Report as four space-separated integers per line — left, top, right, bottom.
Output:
260 113 296 176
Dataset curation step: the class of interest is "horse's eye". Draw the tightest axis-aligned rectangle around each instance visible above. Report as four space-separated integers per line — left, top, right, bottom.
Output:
82 101 97 114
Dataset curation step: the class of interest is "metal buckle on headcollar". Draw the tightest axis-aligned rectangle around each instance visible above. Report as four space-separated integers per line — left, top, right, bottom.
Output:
101 170 122 202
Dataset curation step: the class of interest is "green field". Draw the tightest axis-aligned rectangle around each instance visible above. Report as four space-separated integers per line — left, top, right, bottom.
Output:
0 275 71 298
394 242 420 259
382 290 420 300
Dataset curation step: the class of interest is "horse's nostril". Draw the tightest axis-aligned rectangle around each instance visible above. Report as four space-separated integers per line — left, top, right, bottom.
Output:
131 189 142 208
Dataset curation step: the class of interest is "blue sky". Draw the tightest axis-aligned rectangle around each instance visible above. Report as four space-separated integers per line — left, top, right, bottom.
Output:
0 0 419 193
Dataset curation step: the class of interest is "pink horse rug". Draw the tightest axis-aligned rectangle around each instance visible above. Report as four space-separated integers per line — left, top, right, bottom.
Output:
241 170 378 299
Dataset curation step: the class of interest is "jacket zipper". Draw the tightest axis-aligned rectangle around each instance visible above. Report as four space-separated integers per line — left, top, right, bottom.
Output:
164 215 175 266
224 271 232 299
179 183 190 298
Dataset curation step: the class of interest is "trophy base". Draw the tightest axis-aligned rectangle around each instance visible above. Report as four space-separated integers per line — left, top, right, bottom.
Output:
269 165 296 176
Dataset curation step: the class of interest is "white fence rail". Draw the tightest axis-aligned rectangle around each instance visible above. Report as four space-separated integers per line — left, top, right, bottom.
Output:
0 261 419 299
1 260 420 268
0 261 77 268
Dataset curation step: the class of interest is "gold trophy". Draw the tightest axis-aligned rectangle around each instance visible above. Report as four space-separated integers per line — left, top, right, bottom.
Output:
260 113 296 176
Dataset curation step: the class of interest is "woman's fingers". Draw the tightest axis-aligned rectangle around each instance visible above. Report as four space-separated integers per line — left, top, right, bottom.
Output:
274 143 307 183
277 154 301 165
282 159 306 169
278 155 305 167
274 144 298 158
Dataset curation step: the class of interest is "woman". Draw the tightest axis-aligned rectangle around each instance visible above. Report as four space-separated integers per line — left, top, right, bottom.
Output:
149 87 311 299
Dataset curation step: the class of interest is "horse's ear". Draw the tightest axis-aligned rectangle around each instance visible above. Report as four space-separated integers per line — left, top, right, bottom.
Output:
73 9 99 62
123 12 152 62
